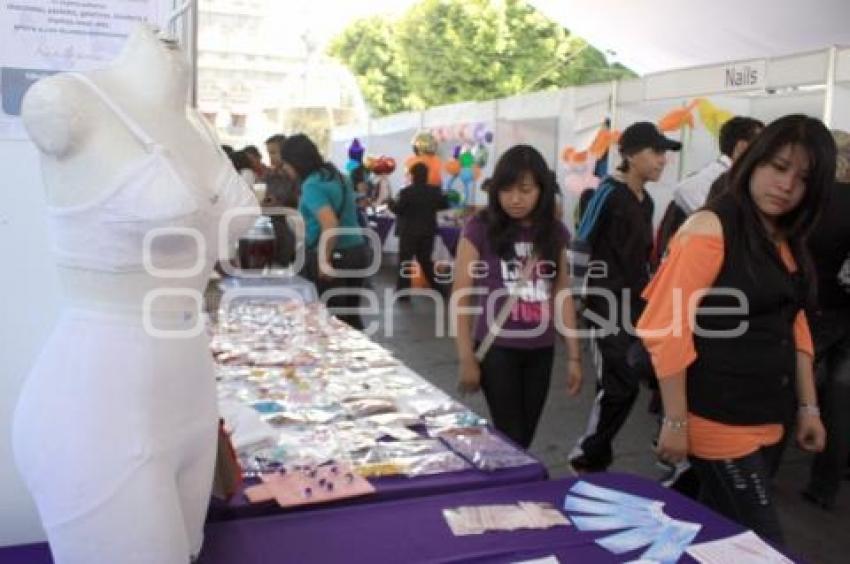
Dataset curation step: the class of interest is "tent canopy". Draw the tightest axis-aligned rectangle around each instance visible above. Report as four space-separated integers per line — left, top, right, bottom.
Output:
530 0 850 75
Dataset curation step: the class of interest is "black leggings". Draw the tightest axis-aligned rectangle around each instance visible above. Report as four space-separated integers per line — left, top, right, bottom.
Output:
479 345 554 449
690 444 785 546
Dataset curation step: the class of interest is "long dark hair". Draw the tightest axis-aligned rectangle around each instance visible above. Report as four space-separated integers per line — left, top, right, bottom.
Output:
481 144 564 266
229 149 252 172
279 133 345 186
715 114 835 299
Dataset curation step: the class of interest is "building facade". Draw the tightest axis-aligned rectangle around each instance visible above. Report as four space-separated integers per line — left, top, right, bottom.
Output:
197 0 367 153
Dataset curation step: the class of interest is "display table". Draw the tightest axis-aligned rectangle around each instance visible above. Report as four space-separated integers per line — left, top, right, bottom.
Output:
0 544 48 564
369 215 395 245
210 300 547 524
217 274 317 303
195 473 788 563
0 473 798 564
207 452 547 522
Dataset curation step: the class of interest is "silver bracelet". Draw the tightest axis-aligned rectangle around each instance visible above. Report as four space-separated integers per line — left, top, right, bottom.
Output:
798 404 821 417
662 417 688 431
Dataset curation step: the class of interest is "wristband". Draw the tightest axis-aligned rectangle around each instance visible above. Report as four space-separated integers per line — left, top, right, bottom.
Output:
662 417 688 432
798 404 821 417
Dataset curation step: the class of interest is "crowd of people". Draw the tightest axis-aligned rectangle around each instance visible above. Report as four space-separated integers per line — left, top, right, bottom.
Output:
228 115 849 545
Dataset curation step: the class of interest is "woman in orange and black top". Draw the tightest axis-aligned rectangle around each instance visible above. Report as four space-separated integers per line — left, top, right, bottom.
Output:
637 115 834 544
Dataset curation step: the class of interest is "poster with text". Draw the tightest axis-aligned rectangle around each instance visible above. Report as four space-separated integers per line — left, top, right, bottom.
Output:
1 0 160 139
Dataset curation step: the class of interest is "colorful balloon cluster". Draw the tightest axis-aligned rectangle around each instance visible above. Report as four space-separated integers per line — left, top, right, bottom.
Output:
346 138 365 173
430 122 494 144
444 144 484 206
347 139 398 177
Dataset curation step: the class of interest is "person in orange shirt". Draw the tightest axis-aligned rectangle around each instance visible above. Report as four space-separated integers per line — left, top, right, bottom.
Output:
637 115 833 545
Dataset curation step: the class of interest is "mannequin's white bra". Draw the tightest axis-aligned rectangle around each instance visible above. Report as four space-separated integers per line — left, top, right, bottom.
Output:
46 73 257 274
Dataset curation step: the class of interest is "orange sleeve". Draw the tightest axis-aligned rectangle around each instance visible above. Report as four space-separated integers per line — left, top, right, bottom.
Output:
794 310 814 357
637 234 724 379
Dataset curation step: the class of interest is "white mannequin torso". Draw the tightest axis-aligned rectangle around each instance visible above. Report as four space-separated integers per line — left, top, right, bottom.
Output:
21 25 237 314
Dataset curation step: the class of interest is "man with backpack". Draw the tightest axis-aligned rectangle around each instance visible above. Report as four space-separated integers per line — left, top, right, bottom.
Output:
569 122 681 474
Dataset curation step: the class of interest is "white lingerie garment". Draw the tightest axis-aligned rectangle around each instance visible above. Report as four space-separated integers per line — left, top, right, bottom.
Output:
13 72 257 564
14 310 217 563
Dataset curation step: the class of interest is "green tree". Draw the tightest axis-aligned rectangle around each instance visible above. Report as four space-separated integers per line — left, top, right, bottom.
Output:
328 0 633 116
327 19 412 116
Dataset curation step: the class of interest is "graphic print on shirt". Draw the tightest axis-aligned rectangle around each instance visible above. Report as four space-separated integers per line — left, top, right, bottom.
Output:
501 242 553 323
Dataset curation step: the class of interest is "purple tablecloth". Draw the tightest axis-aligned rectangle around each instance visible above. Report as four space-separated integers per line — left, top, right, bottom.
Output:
206 461 547 522
0 544 49 564
196 473 791 564
369 215 395 244
0 473 799 564
437 225 461 257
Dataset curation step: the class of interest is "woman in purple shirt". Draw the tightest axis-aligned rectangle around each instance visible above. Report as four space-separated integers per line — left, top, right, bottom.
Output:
453 145 583 448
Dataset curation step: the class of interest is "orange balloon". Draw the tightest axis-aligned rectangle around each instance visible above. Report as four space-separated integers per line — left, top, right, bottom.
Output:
588 129 614 159
569 150 588 164
561 146 575 163
445 159 461 176
657 100 699 132
423 154 443 186
372 156 396 175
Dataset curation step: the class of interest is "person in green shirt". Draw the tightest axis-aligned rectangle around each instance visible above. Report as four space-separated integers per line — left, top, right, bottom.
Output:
280 134 370 329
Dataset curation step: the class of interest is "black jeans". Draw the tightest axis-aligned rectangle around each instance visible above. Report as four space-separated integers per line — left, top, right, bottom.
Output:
573 329 641 468
479 345 554 449
396 233 444 295
691 444 785 546
807 309 850 504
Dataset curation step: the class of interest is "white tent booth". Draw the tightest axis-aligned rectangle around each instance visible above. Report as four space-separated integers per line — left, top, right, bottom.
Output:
832 46 850 130
612 46 850 225
530 0 850 76
333 45 848 235
330 84 612 218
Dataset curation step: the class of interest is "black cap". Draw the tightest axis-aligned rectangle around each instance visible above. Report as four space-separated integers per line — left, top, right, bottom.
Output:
619 121 682 154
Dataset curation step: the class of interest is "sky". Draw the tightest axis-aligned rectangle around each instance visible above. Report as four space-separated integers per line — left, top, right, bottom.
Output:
269 0 419 49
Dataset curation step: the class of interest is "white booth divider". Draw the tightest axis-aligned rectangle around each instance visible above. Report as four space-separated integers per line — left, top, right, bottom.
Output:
556 82 610 226
831 47 850 130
